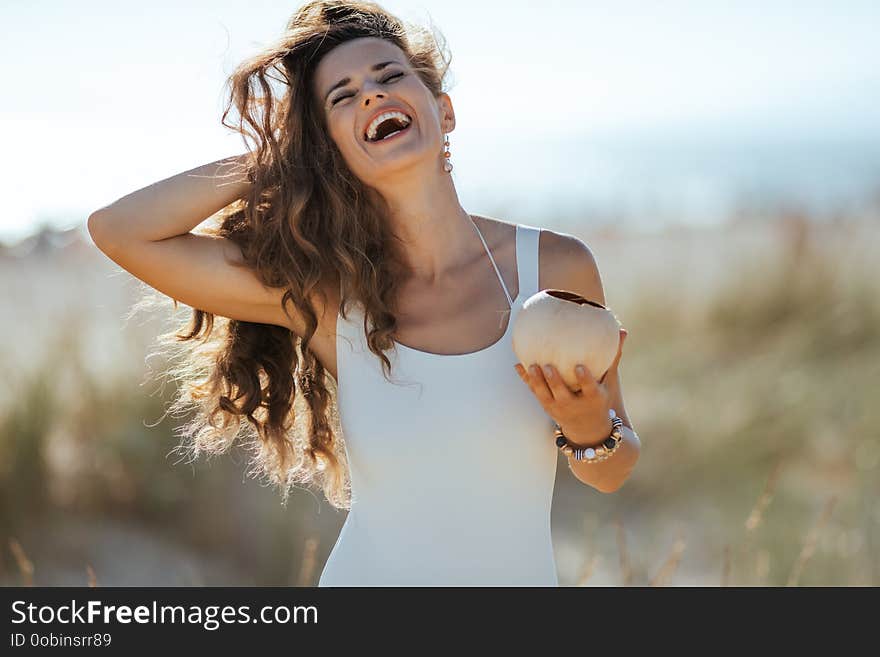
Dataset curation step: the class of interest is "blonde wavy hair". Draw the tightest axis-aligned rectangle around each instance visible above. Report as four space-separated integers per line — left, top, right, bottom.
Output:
136 1 452 510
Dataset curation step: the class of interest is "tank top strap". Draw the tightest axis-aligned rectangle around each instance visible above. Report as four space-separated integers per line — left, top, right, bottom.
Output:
516 223 541 300
469 216 514 308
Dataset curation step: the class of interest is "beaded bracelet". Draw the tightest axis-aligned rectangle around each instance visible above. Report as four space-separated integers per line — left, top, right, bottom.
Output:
554 408 624 463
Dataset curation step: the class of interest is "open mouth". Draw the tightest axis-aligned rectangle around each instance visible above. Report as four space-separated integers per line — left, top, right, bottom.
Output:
364 112 413 143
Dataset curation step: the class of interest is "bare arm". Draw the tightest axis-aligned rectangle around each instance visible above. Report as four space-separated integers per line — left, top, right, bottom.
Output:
538 230 640 493
87 154 307 333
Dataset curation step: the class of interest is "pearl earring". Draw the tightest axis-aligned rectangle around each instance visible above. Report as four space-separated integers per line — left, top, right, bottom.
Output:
443 134 453 173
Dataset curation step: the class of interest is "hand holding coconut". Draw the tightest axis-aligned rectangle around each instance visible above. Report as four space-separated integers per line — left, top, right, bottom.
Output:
512 289 628 447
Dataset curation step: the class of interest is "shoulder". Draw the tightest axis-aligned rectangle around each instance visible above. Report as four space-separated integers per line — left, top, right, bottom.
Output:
469 215 605 304
469 213 517 250
538 228 606 306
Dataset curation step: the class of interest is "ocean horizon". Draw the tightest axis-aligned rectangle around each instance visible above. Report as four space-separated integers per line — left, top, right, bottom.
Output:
7 128 880 245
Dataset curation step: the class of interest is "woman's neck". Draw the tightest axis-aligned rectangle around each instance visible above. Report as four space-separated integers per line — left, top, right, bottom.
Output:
379 171 477 284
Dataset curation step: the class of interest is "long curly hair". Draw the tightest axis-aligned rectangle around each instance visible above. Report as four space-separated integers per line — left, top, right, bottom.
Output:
138 1 452 510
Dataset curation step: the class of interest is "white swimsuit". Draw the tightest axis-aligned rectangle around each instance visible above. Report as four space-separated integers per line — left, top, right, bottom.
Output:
319 222 559 586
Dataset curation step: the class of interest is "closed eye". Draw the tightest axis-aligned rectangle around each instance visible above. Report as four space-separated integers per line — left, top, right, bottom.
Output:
331 71 405 106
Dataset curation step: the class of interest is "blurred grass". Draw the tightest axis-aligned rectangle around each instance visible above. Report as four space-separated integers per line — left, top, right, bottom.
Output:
1 212 878 586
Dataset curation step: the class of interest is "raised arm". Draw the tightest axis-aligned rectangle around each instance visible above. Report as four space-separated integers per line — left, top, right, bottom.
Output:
87 154 306 333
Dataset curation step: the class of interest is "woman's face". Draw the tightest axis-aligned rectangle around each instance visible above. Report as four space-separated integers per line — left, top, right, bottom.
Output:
313 37 454 185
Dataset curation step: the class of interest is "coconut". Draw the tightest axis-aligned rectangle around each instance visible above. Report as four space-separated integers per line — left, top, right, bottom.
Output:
511 289 622 391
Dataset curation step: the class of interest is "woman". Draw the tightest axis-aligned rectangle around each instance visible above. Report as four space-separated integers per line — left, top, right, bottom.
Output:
87 0 640 586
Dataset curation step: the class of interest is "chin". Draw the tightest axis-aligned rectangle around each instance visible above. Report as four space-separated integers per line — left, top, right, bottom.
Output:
359 146 434 179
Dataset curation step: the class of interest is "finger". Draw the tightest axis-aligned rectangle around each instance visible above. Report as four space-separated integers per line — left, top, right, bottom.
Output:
576 363 601 396
515 363 535 388
525 363 555 404
515 362 534 386
541 363 575 403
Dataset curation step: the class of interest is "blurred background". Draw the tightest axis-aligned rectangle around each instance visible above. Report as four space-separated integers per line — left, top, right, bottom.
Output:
1 0 878 586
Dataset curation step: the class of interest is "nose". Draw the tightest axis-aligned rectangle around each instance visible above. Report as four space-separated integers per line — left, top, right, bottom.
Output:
361 88 386 108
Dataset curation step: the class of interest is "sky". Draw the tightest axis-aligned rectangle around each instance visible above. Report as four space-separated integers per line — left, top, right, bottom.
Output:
2 0 879 241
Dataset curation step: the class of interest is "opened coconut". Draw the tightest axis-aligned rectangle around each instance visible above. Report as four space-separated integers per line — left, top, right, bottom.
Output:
512 289 622 391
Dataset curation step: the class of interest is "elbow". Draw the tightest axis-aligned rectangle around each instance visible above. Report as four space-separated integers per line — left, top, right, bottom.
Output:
87 211 105 244
595 479 627 494
594 473 631 494
596 448 641 494
87 211 121 254
577 471 627 494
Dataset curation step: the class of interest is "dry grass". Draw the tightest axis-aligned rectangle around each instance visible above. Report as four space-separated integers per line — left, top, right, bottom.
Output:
296 536 321 587
576 555 600 586
734 457 784 585
721 545 732 587
787 495 838 587
615 519 633 586
650 532 686 587
8 538 33 586
86 564 98 587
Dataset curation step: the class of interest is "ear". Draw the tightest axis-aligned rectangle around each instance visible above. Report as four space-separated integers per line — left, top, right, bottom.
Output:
437 92 455 133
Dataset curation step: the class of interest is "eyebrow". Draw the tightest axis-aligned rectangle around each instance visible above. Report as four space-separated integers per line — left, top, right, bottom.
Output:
324 60 401 103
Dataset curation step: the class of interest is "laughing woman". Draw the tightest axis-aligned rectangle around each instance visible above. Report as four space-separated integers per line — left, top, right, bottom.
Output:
87 0 640 586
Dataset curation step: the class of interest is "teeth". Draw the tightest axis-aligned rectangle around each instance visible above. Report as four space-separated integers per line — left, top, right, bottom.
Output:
365 110 412 141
